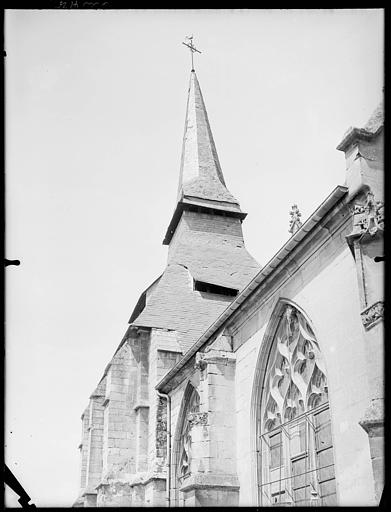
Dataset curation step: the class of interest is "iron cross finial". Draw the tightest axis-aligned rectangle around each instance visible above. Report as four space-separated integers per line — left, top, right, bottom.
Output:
182 35 202 71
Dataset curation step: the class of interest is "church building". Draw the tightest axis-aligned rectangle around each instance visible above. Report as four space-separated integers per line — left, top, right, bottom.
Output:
74 68 384 507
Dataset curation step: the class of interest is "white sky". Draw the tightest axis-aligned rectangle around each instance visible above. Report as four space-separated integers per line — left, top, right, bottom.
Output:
5 9 383 507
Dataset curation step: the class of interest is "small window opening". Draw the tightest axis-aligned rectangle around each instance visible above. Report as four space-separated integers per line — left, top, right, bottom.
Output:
194 280 239 297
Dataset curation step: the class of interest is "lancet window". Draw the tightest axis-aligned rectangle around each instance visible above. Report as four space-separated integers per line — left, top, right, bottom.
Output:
177 386 200 481
258 304 337 506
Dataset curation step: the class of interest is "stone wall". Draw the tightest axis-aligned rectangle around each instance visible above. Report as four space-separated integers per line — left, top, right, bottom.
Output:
168 338 240 507
83 378 106 505
232 229 377 505
164 189 382 507
96 335 143 507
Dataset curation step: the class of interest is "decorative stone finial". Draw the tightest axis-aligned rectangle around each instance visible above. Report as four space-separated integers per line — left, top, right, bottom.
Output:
289 204 303 234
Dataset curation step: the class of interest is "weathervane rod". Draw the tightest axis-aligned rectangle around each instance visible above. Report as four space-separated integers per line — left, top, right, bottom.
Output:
182 35 202 71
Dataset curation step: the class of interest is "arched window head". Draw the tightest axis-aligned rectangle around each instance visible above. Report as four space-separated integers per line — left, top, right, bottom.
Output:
258 304 337 507
178 386 200 479
263 305 328 433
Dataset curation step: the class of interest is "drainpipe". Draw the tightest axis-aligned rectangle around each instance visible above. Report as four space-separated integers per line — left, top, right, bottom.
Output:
157 390 171 507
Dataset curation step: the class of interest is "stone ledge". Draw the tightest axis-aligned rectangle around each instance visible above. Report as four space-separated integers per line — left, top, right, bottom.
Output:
101 471 166 489
133 402 150 412
195 350 236 371
95 475 133 490
81 489 97 497
139 472 166 487
359 399 384 436
179 472 239 492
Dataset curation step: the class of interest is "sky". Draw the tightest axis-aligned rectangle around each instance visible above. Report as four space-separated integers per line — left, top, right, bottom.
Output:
5 9 383 507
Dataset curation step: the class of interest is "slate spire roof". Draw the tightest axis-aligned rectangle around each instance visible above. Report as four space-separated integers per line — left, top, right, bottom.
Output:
177 71 240 207
127 70 261 352
163 71 245 245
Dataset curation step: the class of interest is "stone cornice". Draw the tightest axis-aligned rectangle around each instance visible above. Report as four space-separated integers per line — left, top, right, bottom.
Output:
336 125 382 153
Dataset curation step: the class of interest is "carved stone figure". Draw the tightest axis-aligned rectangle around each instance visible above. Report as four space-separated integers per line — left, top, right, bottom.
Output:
179 389 200 478
361 300 384 329
353 191 384 235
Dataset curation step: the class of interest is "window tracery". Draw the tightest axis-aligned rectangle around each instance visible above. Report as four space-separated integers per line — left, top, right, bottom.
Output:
259 304 336 506
263 305 328 432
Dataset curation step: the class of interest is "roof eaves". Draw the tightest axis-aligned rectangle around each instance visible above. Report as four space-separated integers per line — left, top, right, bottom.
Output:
128 274 163 323
156 184 348 393
163 200 247 246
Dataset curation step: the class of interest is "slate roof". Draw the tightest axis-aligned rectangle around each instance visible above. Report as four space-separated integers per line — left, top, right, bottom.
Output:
176 71 242 211
128 70 261 353
131 240 260 354
363 99 384 133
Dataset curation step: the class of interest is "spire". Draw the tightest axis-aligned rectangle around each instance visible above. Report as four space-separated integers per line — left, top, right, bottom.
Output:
177 71 241 208
163 71 245 245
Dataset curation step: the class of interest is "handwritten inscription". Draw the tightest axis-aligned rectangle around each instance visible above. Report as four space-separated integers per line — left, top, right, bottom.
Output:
57 0 111 7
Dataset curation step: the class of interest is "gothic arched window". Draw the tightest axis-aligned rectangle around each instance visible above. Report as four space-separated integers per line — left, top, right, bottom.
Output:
177 386 200 482
258 304 337 506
